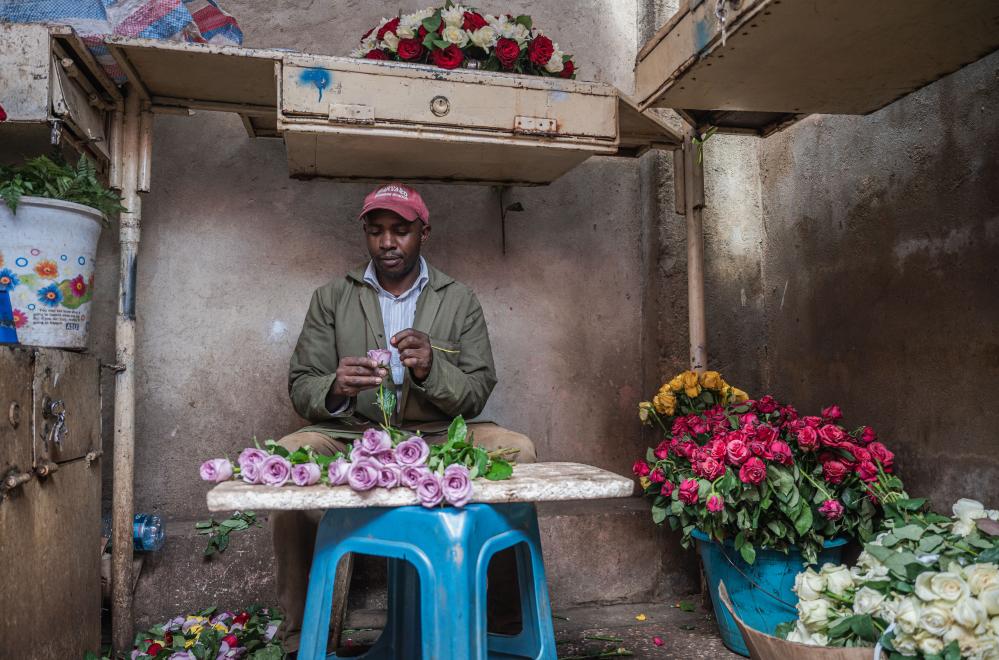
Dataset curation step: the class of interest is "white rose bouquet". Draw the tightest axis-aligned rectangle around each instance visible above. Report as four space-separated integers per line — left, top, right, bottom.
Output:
779 498 999 659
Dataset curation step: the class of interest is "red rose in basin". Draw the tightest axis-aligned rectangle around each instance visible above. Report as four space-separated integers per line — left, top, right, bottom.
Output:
430 44 464 70
377 17 400 40
397 38 425 61
364 49 390 60
559 60 575 78
495 38 521 69
0 103 7 122
527 34 555 66
462 10 488 31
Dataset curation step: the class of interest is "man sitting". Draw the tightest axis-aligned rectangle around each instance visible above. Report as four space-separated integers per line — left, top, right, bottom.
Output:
273 183 536 651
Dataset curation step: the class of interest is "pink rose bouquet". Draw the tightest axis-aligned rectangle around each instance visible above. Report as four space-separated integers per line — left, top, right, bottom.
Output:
635 371 906 564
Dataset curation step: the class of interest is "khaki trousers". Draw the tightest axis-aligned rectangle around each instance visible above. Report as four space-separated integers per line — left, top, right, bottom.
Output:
271 423 538 652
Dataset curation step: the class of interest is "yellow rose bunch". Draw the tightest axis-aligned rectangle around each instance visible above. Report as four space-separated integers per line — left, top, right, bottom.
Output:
638 369 749 422
652 389 677 416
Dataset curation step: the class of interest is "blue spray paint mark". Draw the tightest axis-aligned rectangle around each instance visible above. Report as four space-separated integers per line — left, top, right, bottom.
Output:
299 68 332 103
549 91 570 102
695 18 712 51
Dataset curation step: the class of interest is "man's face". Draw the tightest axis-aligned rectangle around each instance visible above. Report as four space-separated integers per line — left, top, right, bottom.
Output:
363 210 429 281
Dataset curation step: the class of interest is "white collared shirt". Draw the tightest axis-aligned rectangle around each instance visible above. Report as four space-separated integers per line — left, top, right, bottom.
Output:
363 256 430 389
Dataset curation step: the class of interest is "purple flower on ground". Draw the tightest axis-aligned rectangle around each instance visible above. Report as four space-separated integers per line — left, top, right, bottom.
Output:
260 455 292 487
416 472 445 508
368 348 392 367
292 462 322 486
359 428 392 454
328 457 350 485
199 458 233 483
442 464 473 507
347 459 381 491
238 447 268 470
395 436 430 466
400 464 430 489
240 461 261 484
375 448 396 466
264 622 279 640
377 464 401 489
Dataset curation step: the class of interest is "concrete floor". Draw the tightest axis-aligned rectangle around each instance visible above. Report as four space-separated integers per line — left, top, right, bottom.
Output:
336 598 740 659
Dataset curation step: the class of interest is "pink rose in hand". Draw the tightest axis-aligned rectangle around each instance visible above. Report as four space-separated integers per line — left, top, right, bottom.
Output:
395 436 430 466
292 462 322 486
442 464 473 507
347 459 380 491
260 455 292 487
367 348 392 367
200 459 233 483
328 457 350 485
819 499 845 521
706 494 724 513
416 472 445 507
400 464 430 489
679 478 700 505
738 457 766 485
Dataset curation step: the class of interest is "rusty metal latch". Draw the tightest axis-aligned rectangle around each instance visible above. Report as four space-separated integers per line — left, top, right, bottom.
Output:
43 398 67 451
1 470 32 501
329 103 374 124
514 116 558 136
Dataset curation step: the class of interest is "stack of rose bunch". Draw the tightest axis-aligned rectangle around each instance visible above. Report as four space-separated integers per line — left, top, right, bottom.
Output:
350 2 576 78
200 416 515 508
635 370 904 564
782 498 999 659
126 605 282 659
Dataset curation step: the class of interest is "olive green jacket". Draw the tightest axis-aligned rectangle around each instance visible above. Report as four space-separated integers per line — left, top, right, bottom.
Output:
288 263 497 439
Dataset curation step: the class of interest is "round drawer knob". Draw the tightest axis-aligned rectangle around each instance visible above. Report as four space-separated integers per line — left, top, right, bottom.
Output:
430 96 450 117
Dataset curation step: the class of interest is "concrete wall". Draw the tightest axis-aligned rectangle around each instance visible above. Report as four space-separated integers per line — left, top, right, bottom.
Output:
756 51 999 509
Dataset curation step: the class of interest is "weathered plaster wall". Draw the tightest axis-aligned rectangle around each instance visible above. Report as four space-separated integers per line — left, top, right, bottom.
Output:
756 52 999 509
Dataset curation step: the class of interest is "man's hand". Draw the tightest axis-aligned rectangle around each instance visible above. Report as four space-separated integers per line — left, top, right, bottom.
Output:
331 357 387 398
392 329 433 382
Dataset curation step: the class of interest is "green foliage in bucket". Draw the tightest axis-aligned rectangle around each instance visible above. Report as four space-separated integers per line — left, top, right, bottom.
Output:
0 155 125 223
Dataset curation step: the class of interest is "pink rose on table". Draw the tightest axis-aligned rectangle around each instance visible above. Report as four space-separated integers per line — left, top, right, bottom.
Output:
860 426 878 444
690 417 710 435
241 461 261 484
844 444 871 463
377 464 401 489
697 457 725 481
679 478 700 505
328 457 350 486
367 348 392 367
661 480 675 497
856 460 879 482
260 455 292 487
740 412 759 428
199 458 233 483
400 464 429 489
706 438 727 461
238 447 268 470
796 426 819 452
632 459 651 477
416 472 445 507
395 436 430 466
755 395 778 414
671 417 690 436
443 464 473 507
867 442 894 471
821 405 843 421
802 415 822 429
725 439 750 465
738 457 766 485
292 462 322 486
768 440 793 466
819 499 845 521
821 459 849 484
747 437 768 457
706 494 724 513
755 425 778 445
654 440 671 460
359 428 392 454
818 424 847 447
650 468 666 484
347 459 380 491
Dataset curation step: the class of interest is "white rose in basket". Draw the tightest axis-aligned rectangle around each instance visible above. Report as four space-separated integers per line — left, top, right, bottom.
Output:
469 26 497 49
852 586 885 615
932 572 971 602
895 596 921 634
951 498 999 536
794 568 826 601
382 32 400 52
964 563 999 595
442 25 469 48
799 598 831 630
893 632 918 656
851 550 889 581
396 25 416 39
920 601 955 637
980 584 999 615
441 5 465 27
820 563 854 596
915 632 945 656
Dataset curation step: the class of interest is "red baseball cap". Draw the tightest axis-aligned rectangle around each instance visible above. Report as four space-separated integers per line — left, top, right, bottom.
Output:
358 184 430 226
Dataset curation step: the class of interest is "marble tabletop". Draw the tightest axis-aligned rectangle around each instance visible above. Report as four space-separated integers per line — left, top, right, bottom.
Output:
207 462 635 512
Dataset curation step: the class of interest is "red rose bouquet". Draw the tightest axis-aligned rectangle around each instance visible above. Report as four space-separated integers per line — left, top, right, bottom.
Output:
635 371 906 564
351 2 576 78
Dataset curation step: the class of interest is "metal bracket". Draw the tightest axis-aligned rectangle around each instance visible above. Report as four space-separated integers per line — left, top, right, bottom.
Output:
514 116 558 135
329 103 374 124
43 398 68 451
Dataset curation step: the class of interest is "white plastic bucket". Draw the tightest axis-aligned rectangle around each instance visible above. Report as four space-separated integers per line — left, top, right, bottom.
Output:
0 196 103 349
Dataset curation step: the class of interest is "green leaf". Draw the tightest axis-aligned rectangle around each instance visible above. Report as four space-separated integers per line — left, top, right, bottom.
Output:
422 32 437 49
446 415 467 450
850 614 878 642
895 498 926 511
943 640 961 660
739 542 756 564
794 504 814 536
885 551 919 578
514 14 532 30
678 600 695 612
651 504 667 524
432 38 449 49
918 534 945 553
377 384 397 420
422 12 442 33
893 524 924 541
735 531 746 549
195 521 213 529
484 459 513 481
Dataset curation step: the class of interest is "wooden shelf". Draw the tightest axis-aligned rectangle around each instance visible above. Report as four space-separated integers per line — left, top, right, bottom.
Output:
635 0 999 135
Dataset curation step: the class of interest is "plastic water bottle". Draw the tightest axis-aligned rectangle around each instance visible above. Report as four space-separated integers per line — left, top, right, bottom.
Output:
132 513 165 552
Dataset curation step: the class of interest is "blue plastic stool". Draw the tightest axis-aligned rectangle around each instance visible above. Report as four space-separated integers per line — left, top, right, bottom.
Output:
298 502 557 660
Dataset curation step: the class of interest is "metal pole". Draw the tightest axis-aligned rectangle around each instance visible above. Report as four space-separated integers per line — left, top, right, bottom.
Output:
111 88 143 652
684 129 708 373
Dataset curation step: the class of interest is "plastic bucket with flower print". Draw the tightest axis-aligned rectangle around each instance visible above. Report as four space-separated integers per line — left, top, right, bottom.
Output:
0 196 103 349
692 529 847 657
